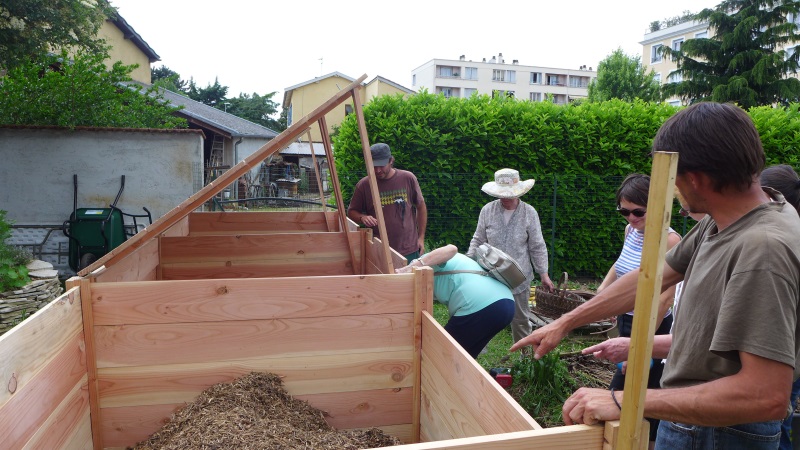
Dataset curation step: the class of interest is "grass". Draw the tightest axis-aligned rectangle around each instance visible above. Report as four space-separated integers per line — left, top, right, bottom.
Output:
431 281 609 428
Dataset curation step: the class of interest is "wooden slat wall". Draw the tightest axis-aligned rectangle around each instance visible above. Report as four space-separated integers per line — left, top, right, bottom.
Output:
159 231 362 280
0 287 92 449
93 237 160 283
89 274 417 448
418 312 540 442
187 211 340 235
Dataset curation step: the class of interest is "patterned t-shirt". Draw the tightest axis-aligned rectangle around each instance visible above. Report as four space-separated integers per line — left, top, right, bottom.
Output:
347 169 425 256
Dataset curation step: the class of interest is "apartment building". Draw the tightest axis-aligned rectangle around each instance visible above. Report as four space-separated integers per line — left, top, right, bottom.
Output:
642 13 800 105
640 20 710 106
411 54 596 104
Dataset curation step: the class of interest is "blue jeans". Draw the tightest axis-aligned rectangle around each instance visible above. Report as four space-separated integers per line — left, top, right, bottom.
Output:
780 378 800 450
656 420 781 449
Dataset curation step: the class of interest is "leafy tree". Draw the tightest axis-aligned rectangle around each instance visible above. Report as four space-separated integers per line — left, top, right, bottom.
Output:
0 49 187 129
188 77 228 107
587 48 662 102
0 0 115 70
663 0 800 108
224 92 283 131
151 65 188 94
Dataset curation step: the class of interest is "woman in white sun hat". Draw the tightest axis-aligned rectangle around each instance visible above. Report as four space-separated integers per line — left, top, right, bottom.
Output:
467 168 554 344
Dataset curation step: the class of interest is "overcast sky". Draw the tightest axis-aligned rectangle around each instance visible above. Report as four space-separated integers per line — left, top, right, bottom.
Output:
111 0 720 98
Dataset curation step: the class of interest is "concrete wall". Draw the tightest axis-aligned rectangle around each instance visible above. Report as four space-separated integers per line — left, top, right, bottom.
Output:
0 127 204 274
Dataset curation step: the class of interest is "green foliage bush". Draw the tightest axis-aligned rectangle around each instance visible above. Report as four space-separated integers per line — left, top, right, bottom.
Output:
0 49 187 129
333 92 800 277
0 211 31 293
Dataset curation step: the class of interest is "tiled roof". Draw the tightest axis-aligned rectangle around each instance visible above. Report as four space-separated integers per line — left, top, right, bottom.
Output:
157 88 280 139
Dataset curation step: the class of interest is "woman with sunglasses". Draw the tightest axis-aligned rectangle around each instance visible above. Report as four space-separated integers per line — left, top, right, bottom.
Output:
594 173 681 447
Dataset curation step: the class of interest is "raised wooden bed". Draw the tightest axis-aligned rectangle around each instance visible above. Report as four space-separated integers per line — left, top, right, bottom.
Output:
0 76 658 449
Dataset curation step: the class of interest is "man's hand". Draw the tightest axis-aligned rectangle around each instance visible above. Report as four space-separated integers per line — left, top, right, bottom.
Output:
509 321 569 359
563 387 622 425
417 237 425 255
360 214 378 227
582 337 631 364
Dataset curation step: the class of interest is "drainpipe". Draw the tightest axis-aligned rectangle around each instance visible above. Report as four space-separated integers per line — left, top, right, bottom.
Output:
234 137 243 199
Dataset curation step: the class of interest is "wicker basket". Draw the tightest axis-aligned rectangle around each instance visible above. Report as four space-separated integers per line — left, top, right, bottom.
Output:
534 272 587 314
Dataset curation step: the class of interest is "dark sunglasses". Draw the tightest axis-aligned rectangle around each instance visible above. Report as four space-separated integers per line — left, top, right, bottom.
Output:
617 207 646 217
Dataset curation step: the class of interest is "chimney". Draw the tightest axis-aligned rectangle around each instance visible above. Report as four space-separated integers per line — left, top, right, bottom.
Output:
512 59 519 65
459 54 465 61
498 53 504 64
482 58 486 62
490 56 496 64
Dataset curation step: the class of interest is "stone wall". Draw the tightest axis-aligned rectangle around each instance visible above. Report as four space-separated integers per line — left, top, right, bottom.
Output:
0 261 64 335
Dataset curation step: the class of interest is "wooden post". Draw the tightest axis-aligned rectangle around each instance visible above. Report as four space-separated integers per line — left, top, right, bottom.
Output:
66 276 103 450
617 152 678 449
318 117 358 274
351 88 394 273
305 130 328 220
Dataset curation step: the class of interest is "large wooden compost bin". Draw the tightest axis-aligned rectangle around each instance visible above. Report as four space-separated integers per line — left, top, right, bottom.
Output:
0 76 660 449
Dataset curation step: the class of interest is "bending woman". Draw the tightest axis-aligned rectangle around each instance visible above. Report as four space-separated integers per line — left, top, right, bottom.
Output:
396 244 514 358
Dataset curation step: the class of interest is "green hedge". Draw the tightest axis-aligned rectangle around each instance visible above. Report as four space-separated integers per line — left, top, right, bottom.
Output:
333 93 800 277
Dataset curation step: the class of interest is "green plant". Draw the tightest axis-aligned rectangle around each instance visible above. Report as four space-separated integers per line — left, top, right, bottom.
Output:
0 211 31 293
511 352 576 427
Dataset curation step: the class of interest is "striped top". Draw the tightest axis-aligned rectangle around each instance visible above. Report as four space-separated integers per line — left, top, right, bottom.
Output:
615 225 679 316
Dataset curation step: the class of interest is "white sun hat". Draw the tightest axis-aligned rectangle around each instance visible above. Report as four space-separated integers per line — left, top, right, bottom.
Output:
481 168 535 199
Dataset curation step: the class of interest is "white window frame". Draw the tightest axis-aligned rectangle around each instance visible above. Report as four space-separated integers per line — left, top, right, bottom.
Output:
530 92 542 101
651 44 663 64
653 73 662 85
695 30 708 39
464 88 477 98
465 67 478 80
530 72 542 84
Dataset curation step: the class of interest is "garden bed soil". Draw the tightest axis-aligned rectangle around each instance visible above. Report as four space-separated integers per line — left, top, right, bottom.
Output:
129 372 401 450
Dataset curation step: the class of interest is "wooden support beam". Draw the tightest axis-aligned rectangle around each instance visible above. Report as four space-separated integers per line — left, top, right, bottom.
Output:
351 87 394 273
319 116 359 274
65 276 103 450
617 152 678 449
305 129 330 230
79 74 369 276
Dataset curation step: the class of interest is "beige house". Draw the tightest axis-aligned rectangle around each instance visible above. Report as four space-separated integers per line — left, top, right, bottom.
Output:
411 54 596 104
282 72 415 142
97 13 160 84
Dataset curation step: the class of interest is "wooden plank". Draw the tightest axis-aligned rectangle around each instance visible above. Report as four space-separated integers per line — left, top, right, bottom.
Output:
160 260 354 280
351 87 394 273
420 313 540 434
319 115 359 274
0 331 86 448
412 268 434 444
71 277 103 450
618 152 678 450
0 287 83 408
368 424 413 445
306 129 329 219
80 74 369 276
93 238 159 283
101 388 412 448
94 313 415 368
187 211 334 235
97 349 414 408
91 275 415 325
23 375 92 450
159 232 357 263
372 426 605 450
420 360 484 439
161 215 189 237
294 387 413 430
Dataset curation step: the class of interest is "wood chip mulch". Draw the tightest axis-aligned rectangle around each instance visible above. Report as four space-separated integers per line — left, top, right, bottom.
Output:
129 372 402 450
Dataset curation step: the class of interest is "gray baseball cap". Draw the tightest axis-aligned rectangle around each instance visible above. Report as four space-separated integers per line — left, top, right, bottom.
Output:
370 143 392 166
